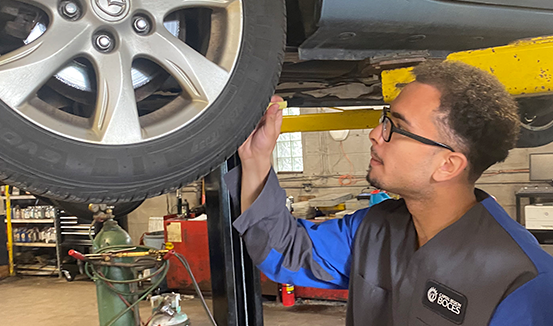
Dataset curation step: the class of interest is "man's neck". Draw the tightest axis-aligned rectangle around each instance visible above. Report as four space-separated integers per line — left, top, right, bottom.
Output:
404 185 478 248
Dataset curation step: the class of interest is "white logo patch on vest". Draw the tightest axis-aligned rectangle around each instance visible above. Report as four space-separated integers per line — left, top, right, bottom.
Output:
423 280 468 324
427 287 438 303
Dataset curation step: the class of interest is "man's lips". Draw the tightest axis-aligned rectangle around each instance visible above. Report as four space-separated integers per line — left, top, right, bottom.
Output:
370 150 383 165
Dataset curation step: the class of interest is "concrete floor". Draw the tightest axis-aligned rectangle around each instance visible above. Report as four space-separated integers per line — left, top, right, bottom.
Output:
0 277 346 326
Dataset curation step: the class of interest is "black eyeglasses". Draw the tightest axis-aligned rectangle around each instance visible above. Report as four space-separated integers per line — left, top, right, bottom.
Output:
380 107 455 152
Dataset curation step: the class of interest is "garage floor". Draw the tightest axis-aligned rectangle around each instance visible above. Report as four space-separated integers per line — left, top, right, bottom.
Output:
0 277 346 326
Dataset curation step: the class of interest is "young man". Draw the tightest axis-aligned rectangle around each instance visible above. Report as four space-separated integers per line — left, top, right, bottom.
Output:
224 61 553 325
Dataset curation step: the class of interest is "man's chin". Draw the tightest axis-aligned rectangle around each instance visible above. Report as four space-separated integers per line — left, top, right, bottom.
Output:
366 172 383 190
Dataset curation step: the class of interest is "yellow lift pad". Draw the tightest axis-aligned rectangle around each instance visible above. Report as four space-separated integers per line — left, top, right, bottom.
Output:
382 36 553 102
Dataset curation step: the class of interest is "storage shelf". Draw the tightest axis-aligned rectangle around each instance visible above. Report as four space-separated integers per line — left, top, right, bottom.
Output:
1 195 35 200
14 242 56 247
5 219 54 224
61 225 94 230
5 201 63 278
61 232 93 236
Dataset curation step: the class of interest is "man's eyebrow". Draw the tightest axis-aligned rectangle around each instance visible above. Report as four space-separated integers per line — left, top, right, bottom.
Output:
390 110 412 127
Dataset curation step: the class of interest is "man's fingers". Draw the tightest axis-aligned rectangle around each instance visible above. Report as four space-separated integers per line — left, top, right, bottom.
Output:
267 103 280 114
265 102 281 137
265 96 285 139
239 127 254 150
275 108 284 134
271 95 284 103
240 96 285 160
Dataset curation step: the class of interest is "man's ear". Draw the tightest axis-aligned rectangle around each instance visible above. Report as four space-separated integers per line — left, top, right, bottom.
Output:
432 152 469 182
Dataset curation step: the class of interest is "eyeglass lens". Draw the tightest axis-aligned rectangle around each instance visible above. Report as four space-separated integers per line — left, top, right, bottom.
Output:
381 116 390 142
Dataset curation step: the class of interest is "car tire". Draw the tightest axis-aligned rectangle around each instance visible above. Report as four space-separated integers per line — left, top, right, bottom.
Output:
516 96 553 148
0 0 286 203
518 125 553 148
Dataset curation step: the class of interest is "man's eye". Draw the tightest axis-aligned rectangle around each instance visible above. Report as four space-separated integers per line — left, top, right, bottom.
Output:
397 124 410 133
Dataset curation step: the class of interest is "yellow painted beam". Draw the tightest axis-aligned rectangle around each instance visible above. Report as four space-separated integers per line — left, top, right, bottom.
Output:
5 186 14 276
281 109 382 133
381 36 553 102
382 67 415 103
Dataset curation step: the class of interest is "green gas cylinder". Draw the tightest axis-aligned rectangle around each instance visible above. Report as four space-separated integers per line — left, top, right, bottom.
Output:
93 218 138 326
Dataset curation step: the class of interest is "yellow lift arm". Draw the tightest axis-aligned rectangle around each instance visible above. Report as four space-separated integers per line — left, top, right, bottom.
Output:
281 110 382 133
271 101 382 133
281 36 553 133
382 36 553 102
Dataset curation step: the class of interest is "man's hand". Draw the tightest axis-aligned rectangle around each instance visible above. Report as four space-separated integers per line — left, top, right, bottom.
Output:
238 95 284 213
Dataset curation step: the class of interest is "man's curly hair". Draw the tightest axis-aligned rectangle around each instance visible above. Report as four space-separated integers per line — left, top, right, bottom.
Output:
413 61 520 183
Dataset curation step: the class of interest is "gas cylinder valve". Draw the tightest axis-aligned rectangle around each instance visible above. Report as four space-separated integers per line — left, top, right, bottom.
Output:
88 203 115 221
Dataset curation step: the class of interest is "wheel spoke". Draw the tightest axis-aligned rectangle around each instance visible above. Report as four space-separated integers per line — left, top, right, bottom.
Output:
138 0 236 20
90 48 143 144
0 22 90 109
135 29 230 103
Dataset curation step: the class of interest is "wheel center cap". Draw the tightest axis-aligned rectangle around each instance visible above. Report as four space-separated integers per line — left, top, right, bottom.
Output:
93 0 130 21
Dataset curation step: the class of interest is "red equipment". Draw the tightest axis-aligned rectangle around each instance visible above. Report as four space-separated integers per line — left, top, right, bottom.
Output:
281 284 295 307
164 218 212 292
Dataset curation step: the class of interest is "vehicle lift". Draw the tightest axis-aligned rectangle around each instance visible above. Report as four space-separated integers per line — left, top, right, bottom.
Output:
5 36 553 326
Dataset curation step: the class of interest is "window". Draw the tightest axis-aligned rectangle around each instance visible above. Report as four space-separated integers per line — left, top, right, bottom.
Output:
274 107 303 172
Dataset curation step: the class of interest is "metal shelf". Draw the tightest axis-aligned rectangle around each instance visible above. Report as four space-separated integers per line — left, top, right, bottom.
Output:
61 225 94 230
61 223 94 237
61 231 93 236
4 192 63 278
4 219 54 224
14 242 57 248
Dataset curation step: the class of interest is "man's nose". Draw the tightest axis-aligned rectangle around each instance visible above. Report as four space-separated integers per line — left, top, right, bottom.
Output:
369 123 384 145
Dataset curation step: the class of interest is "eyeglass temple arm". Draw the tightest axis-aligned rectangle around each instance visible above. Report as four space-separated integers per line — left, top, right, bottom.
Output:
393 128 455 152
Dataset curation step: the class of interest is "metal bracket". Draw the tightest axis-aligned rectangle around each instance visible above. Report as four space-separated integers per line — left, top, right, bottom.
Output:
205 155 264 326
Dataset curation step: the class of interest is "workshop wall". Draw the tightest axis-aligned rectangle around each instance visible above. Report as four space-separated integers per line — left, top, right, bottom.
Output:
278 128 373 200
278 128 553 219
475 141 553 218
274 107 375 200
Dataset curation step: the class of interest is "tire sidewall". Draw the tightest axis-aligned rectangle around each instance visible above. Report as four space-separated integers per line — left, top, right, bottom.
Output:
517 125 553 148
